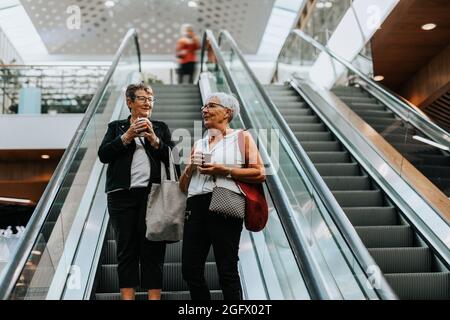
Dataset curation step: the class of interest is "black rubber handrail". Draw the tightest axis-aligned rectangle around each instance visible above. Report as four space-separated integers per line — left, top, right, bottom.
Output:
217 30 397 300
0 28 141 300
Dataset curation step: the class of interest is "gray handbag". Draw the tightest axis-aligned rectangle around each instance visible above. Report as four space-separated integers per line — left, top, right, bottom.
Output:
145 148 186 241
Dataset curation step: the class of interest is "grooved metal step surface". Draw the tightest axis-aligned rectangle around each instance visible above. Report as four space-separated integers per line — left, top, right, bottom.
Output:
265 84 450 299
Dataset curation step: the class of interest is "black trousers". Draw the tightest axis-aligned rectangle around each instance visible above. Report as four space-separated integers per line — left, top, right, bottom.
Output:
107 187 166 290
182 193 243 300
178 62 196 84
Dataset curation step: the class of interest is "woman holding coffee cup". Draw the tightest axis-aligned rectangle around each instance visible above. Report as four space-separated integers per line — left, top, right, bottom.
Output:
179 92 265 300
98 82 174 300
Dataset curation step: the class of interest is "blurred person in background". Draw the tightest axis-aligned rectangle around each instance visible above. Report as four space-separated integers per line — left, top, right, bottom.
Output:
176 24 201 84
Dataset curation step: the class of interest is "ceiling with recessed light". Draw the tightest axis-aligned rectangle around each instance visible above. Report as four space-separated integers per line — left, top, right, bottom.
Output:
19 0 276 56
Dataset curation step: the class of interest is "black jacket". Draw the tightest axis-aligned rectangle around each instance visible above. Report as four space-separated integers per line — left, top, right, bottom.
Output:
98 116 174 193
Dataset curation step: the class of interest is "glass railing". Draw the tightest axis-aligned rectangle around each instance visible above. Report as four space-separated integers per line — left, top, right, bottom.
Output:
0 29 141 300
276 29 450 201
0 65 108 114
201 30 395 299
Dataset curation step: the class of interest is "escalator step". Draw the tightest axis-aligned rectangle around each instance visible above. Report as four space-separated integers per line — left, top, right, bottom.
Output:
343 207 398 226
355 110 395 118
390 143 441 155
291 123 326 132
296 132 332 141
355 225 413 248
332 190 384 207
279 108 312 116
368 247 433 273
416 165 450 178
362 117 403 126
384 272 450 300
95 290 223 300
275 102 308 109
314 163 360 176
346 104 385 112
283 115 319 123
300 141 341 152
97 262 220 293
307 151 349 163
322 176 371 190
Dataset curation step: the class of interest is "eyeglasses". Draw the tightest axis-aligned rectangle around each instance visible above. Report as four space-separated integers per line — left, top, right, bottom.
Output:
201 102 226 111
135 96 156 103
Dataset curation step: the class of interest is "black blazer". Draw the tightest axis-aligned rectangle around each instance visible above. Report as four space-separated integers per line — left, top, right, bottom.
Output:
98 116 174 193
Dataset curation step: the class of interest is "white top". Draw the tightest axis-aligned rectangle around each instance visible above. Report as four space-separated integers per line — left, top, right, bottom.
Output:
188 130 244 198
130 137 151 188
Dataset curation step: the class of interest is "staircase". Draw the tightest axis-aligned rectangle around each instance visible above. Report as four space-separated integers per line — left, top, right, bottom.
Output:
333 86 450 196
265 84 450 300
93 84 223 300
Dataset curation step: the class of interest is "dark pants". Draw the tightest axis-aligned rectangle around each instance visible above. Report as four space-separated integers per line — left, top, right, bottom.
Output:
107 187 166 290
178 62 196 84
182 193 243 300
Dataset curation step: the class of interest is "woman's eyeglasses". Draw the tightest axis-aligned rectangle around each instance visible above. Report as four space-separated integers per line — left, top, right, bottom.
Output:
135 96 156 103
201 102 226 111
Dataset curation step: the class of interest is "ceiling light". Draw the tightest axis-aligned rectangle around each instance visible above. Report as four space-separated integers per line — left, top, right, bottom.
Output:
373 75 384 82
0 197 33 205
324 2 333 8
104 1 115 8
412 135 449 151
41 154 50 159
421 23 436 31
188 1 197 7
316 2 324 8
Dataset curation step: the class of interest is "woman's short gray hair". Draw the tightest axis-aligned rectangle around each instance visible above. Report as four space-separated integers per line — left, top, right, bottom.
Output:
205 92 240 121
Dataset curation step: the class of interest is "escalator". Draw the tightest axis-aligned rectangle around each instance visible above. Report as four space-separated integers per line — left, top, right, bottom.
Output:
332 85 450 196
264 84 450 299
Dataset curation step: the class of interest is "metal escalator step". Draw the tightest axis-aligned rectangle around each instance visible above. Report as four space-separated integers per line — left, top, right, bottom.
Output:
384 272 450 300
97 262 220 293
340 97 378 104
270 96 303 103
283 115 319 123
163 120 200 128
279 108 312 116
371 125 415 136
322 176 371 190
368 247 433 274
343 207 398 226
296 132 332 141
300 141 341 152
346 104 385 111
355 225 413 248
291 123 326 132
274 102 307 109
314 163 360 176
307 151 349 163
355 110 395 118
332 190 384 207
151 112 201 120
157 99 202 105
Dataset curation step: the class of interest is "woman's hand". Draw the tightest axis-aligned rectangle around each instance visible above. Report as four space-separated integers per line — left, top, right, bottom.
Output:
198 164 228 176
140 119 160 148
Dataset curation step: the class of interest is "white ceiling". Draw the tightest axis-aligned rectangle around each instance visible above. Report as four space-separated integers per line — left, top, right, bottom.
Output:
19 0 276 56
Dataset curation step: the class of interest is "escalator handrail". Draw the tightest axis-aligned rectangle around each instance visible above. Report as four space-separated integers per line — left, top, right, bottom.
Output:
201 29 334 300
290 29 450 146
217 30 397 300
0 28 141 300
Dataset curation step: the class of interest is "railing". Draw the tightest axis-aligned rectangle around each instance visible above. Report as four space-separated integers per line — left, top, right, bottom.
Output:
215 30 397 300
0 65 109 114
0 28 141 300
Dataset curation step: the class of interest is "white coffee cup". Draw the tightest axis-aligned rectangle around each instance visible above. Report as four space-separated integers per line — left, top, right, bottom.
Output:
135 117 146 137
203 151 212 164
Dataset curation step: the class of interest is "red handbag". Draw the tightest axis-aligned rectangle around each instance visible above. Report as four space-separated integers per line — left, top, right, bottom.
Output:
236 130 268 232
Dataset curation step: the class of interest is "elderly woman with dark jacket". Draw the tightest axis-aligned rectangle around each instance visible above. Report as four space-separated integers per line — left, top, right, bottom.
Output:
98 82 173 300
179 92 265 300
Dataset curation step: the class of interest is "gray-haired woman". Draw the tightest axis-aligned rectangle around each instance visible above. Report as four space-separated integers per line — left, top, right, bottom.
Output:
179 92 265 300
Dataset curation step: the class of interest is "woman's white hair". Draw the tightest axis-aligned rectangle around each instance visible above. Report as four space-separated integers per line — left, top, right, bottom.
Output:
205 92 240 122
180 23 193 36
